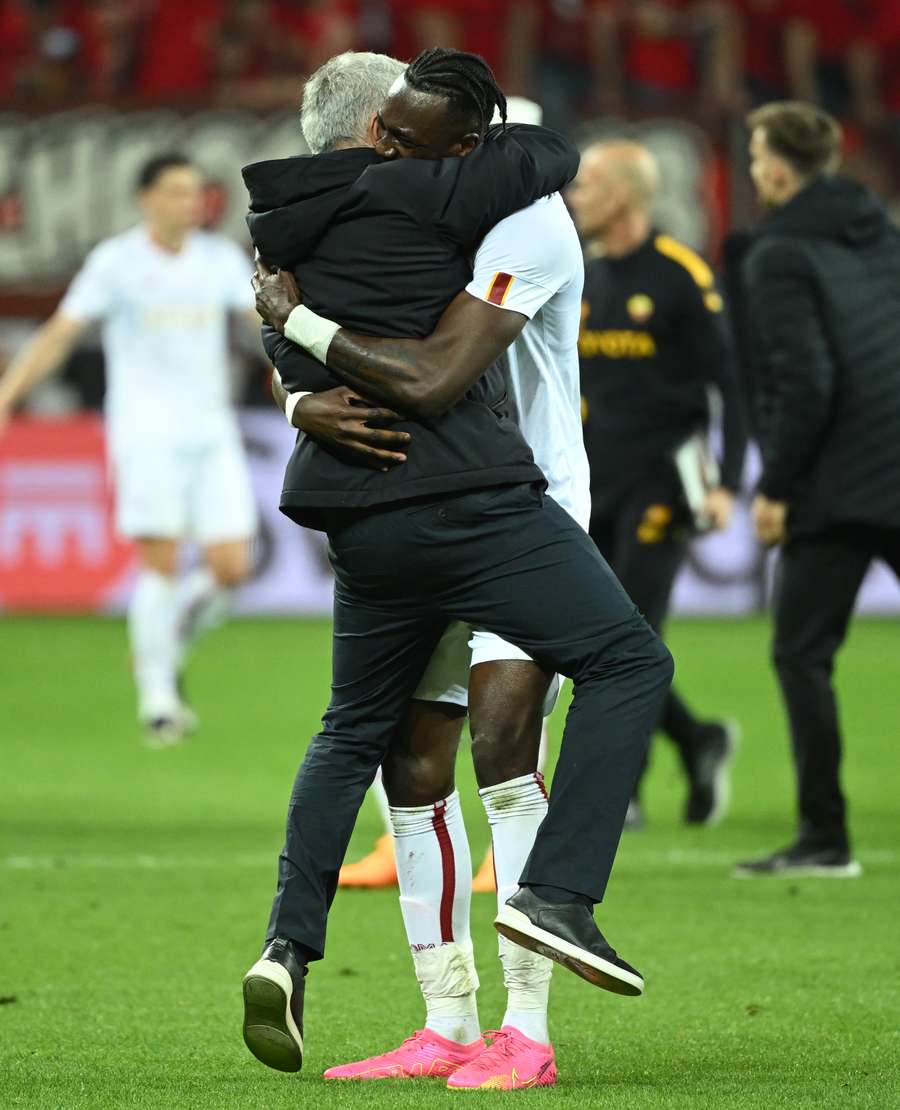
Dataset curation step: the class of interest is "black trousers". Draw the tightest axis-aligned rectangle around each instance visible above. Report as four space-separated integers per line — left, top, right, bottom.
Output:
589 468 703 781
268 483 673 958
773 524 900 851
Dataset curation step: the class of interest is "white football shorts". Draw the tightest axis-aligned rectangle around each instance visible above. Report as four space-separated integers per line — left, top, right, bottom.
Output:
413 621 562 718
112 429 257 544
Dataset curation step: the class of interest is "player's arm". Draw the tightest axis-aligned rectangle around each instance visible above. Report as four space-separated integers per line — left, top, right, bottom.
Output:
747 240 835 503
254 260 526 419
373 124 580 252
0 312 87 430
0 241 116 432
270 364 411 469
678 270 749 497
656 237 747 530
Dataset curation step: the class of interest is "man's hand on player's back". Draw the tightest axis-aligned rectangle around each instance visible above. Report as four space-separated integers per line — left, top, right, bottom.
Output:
293 387 410 471
253 255 300 333
272 367 409 471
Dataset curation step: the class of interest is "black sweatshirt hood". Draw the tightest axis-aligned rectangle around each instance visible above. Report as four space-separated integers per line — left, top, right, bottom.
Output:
760 174 888 247
242 147 379 269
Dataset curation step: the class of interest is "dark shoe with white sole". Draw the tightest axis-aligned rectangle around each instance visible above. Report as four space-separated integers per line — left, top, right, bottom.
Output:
494 887 644 996
242 937 307 1072
733 842 861 879
685 720 739 825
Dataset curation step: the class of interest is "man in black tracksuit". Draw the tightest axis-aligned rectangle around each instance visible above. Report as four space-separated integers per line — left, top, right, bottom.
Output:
729 102 900 877
238 51 672 1074
570 141 747 828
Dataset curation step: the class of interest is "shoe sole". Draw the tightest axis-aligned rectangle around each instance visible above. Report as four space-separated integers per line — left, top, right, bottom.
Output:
732 861 862 879
242 959 304 1072
494 906 643 996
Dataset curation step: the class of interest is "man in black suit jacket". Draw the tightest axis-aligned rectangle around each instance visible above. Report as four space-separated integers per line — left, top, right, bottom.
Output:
729 102 900 878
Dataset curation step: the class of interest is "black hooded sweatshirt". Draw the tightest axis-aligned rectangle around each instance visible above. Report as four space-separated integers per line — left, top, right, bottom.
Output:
726 175 900 537
242 125 580 530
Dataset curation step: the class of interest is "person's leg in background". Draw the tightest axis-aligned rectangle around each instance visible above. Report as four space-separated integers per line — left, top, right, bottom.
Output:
335 767 398 888
606 476 738 825
129 536 184 742
736 529 872 877
115 443 190 743
174 432 258 718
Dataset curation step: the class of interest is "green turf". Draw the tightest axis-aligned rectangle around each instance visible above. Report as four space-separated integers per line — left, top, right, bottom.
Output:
1 616 898 1108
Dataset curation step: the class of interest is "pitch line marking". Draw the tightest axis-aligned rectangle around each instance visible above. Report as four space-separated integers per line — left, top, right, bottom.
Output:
3 850 897 871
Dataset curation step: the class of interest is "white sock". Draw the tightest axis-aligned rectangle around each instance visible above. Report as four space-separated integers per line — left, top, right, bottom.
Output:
480 772 553 1045
129 569 180 721
371 768 393 838
390 792 480 1045
173 566 232 670
537 721 549 775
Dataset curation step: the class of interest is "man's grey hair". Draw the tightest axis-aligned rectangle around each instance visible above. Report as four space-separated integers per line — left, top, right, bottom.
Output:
301 52 406 154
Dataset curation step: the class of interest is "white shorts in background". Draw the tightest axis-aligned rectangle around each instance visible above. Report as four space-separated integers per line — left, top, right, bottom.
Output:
413 622 563 718
112 432 258 544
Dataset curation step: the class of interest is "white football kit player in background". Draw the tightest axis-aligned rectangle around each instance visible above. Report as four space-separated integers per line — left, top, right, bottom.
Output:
0 155 260 741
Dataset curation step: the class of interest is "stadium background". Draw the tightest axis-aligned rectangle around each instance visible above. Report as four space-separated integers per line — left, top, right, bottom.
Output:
2 5 899 1108
2 0 900 613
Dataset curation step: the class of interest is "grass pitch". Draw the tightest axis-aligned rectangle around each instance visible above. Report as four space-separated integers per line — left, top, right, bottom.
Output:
1 615 898 1108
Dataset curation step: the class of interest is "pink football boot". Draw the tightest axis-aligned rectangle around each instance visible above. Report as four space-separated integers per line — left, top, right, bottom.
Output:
447 1027 558 1090
324 1028 486 1081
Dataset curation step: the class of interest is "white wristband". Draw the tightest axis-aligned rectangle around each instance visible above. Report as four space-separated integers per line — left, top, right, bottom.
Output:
284 304 341 364
285 390 311 426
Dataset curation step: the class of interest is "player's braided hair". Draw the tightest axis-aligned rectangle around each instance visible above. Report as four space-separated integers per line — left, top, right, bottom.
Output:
405 47 507 137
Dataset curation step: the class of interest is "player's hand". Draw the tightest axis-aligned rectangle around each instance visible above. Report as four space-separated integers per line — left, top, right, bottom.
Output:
293 386 411 470
702 486 735 531
752 494 787 546
252 252 303 332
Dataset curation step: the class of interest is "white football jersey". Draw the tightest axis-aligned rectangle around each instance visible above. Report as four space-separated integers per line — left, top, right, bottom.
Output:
60 225 254 454
466 193 590 529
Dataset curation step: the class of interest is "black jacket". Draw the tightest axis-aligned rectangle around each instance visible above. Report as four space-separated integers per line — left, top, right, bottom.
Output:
728 175 900 537
242 126 579 529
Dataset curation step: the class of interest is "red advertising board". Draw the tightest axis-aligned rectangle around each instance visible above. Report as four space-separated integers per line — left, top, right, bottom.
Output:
0 415 137 609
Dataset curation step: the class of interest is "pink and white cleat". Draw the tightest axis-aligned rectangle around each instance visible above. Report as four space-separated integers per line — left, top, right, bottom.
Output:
447 1027 558 1090
324 1028 486 1081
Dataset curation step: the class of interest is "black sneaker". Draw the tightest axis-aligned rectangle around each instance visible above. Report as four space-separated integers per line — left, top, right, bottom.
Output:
733 842 862 879
242 937 307 1072
494 887 644 996
685 720 739 825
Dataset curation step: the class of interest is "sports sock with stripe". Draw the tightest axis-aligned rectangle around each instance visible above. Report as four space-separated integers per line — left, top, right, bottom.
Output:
389 791 480 1045
480 772 553 1045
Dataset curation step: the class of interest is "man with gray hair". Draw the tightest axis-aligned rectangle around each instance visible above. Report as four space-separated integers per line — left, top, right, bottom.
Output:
240 48 672 1083
299 50 406 154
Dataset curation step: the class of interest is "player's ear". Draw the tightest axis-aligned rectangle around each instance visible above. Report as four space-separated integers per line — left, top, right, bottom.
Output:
365 112 381 149
455 133 481 158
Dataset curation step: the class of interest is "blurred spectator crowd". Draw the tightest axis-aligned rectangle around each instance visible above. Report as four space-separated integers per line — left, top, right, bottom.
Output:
2 1 900 140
